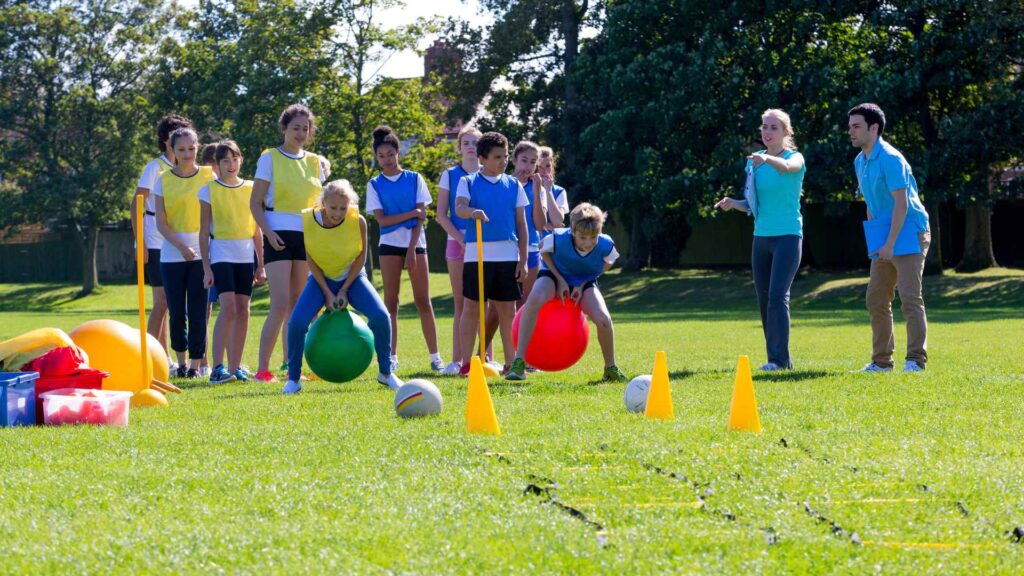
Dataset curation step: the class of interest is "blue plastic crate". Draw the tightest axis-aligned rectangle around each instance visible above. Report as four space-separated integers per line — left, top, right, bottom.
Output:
1 371 38 426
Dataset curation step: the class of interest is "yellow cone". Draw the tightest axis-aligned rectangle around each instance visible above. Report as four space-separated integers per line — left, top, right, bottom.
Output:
465 356 501 435
644 350 674 420
727 355 762 433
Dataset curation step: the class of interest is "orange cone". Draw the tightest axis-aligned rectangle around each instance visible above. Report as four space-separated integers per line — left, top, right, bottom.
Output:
644 351 674 420
465 356 501 435
727 355 762 433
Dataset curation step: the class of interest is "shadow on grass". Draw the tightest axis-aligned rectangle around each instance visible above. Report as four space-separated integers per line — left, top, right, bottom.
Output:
753 369 832 383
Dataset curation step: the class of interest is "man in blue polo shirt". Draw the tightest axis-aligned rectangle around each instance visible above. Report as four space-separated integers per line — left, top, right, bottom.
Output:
848 103 931 373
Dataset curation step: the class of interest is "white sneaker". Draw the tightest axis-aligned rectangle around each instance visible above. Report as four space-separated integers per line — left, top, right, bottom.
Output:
199 365 211 378
441 361 462 376
378 372 404 390
760 362 783 371
430 357 446 372
856 362 892 373
903 360 925 372
282 380 302 394
485 360 503 372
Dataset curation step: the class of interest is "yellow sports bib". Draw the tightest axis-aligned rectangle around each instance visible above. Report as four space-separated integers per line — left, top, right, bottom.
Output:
303 206 362 278
209 180 256 240
161 166 213 233
268 148 321 213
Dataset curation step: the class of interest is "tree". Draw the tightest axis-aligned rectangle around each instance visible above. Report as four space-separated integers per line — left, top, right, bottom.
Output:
0 0 165 293
434 0 601 194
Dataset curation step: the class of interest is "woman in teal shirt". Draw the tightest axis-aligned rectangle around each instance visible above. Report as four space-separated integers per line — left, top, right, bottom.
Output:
716 109 806 370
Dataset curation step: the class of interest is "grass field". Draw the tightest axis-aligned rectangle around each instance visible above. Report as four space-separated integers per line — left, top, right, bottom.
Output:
1 268 1023 574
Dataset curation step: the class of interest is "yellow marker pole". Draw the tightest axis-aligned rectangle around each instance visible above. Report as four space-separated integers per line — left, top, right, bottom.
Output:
135 196 152 389
476 218 486 365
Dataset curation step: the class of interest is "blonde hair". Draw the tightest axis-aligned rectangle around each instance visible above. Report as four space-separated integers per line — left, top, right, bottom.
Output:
569 202 606 235
539 146 557 174
319 179 359 209
457 125 482 146
762 108 797 150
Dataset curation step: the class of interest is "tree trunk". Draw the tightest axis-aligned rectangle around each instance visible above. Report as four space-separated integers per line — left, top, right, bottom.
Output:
81 225 100 295
923 201 943 276
956 203 997 272
622 210 649 271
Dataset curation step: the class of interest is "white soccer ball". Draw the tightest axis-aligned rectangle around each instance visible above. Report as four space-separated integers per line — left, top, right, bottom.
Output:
624 374 652 413
394 379 443 418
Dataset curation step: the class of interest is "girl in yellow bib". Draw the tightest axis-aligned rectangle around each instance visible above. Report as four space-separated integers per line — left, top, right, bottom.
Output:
199 140 265 384
153 127 214 378
250 104 326 383
282 181 401 394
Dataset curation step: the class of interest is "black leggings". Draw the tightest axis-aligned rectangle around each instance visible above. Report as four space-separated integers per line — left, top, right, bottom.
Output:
160 260 209 359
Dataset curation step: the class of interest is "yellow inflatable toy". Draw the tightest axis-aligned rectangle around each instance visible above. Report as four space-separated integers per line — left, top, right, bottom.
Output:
0 327 78 372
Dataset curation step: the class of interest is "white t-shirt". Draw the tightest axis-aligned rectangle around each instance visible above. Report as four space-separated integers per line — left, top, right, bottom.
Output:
151 175 200 264
313 210 353 282
456 174 530 263
254 148 326 232
551 184 570 214
365 172 432 249
438 167 479 240
136 156 173 249
197 181 256 264
538 233 620 266
520 178 549 253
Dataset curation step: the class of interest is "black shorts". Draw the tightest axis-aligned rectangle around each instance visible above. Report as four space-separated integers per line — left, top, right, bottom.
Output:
463 261 521 302
263 230 306 263
145 249 163 288
538 269 598 292
378 244 426 258
212 262 254 297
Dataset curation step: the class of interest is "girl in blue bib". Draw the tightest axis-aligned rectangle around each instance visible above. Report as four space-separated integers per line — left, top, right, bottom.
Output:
436 126 482 374
366 125 444 373
510 140 547 302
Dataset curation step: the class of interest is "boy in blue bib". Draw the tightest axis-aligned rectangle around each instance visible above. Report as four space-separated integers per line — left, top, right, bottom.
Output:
454 132 530 375
505 203 627 382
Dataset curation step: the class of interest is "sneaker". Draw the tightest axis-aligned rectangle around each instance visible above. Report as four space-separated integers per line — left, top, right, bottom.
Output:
278 361 289 372
390 357 400 372
760 362 783 371
186 368 200 379
903 360 925 372
430 357 446 372
525 364 540 373
601 365 628 383
254 370 277 383
459 362 471 377
233 368 249 382
209 364 235 384
169 358 178 372
378 372 404 390
485 359 503 373
505 358 527 381
175 365 188 379
441 361 462 376
199 365 211 378
281 380 302 394
856 362 892 373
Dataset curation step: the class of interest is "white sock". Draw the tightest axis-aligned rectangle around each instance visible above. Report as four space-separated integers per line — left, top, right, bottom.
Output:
390 354 398 362
430 352 442 362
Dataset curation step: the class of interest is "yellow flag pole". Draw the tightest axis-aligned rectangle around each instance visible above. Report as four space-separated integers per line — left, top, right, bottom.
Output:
476 218 486 365
135 195 152 389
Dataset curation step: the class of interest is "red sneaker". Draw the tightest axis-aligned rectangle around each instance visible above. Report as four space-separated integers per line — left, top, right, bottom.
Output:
254 370 277 383
458 363 471 377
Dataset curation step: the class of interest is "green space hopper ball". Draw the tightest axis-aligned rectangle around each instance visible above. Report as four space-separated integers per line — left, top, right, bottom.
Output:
304 309 374 383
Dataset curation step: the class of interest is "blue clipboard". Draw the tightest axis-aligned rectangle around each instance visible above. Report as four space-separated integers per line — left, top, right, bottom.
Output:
863 217 921 259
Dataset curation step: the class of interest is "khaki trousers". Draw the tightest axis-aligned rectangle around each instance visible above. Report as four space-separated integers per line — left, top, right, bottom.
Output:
866 231 931 368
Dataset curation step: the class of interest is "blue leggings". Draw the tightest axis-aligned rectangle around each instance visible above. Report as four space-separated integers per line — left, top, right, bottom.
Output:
751 235 802 368
287 272 392 381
